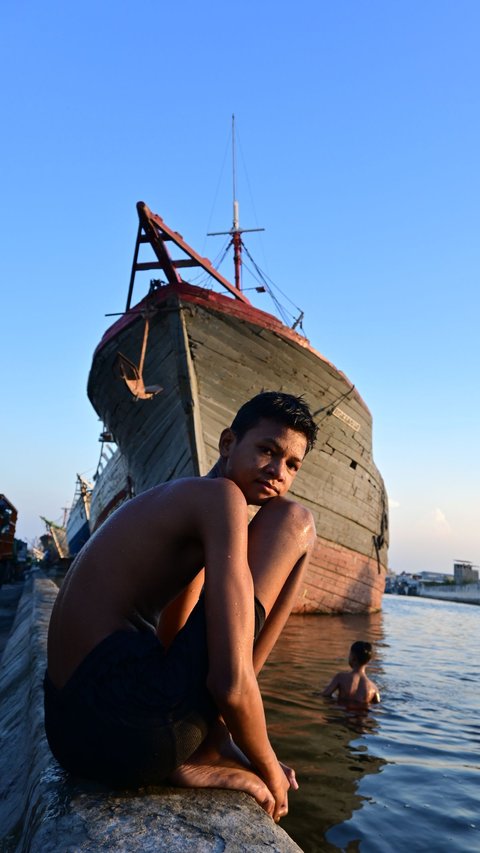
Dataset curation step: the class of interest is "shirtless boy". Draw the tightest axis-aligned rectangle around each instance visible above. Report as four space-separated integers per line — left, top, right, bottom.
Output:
45 391 317 823
322 641 381 705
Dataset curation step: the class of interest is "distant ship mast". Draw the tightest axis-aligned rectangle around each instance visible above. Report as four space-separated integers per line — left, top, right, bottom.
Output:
208 114 264 291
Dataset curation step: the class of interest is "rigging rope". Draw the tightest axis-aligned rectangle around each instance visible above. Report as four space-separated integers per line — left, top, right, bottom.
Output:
199 129 232 259
189 238 231 287
373 490 388 574
240 258 292 326
312 383 356 421
241 244 303 312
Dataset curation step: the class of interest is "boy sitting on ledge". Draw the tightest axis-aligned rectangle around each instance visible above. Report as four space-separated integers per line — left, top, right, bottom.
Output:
44 391 317 823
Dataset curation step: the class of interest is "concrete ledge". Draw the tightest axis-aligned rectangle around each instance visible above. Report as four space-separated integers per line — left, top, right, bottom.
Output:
0 578 301 852
417 582 480 605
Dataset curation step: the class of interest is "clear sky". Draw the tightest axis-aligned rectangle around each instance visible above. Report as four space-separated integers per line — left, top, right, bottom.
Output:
1 1 479 575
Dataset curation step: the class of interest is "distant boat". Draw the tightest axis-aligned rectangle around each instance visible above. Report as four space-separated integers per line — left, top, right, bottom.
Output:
86 197 388 615
89 443 134 534
40 516 69 566
66 475 93 556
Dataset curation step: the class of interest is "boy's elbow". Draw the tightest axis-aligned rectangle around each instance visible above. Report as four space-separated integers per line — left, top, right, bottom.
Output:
322 677 337 697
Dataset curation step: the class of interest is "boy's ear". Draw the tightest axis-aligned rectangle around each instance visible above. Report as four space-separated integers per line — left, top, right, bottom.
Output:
219 428 236 458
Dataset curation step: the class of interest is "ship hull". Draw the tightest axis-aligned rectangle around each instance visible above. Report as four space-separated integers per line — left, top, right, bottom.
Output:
66 480 92 556
88 283 388 614
66 517 90 556
90 448 134 533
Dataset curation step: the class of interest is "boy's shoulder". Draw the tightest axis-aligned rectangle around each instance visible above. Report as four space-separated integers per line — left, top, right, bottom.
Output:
329 670 354 690
367 676 381 703
152 476 248 511
337 669 354 681
151 476 243 496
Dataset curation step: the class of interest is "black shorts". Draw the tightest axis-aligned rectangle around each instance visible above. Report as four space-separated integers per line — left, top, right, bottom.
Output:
44 594 266 788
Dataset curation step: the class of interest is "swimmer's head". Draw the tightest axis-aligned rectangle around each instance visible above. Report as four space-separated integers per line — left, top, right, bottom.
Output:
350 641 373 667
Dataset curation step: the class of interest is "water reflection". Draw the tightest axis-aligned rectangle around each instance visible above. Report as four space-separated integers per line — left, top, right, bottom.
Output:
259 610 386 852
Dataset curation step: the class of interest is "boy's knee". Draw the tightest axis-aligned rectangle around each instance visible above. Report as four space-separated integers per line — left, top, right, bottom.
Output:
260 498 316 546
286 501 316 546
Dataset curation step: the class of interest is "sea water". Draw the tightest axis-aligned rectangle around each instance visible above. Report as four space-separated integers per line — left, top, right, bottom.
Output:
259 595 480 853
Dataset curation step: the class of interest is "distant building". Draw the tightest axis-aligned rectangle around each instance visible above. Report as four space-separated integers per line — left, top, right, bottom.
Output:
454 561 479 583
418 571 452 584
385 572 419 595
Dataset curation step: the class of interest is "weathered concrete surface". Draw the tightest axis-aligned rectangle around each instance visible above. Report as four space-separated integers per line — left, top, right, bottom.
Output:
0 578 302 852
0 581 24 659
417 582 480 605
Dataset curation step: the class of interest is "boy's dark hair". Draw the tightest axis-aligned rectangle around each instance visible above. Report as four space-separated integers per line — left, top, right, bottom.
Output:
230 391 318 453
350 641 373 666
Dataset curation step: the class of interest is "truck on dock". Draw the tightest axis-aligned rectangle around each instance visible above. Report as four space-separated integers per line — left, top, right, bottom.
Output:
0 495 18 585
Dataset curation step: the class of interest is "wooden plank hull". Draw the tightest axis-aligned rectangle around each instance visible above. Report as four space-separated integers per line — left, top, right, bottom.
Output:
66 492 91 556
66 512 90 556
89 448 134 533
88 283 388 613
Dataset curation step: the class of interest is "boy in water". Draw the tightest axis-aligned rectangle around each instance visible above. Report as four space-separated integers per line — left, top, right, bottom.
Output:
322 641 381 705
44 392 317 823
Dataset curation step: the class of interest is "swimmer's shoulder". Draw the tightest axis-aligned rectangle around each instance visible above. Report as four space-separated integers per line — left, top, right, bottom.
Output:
367 677 381 703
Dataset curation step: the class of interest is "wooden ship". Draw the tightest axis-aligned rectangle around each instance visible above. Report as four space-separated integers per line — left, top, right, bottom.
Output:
40 516 69 567
90 440 134 533
87 200 388 614
65 474 93 556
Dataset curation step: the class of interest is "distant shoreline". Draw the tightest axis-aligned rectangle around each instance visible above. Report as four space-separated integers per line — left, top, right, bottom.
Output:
386 586 480 606
416 590 479 606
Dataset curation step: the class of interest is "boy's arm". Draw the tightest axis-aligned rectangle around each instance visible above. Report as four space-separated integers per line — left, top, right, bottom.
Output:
197 479 290 821
322 674 340 697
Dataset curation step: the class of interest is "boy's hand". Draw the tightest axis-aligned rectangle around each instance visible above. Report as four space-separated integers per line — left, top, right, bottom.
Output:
279 761 299 790
265 760 294 822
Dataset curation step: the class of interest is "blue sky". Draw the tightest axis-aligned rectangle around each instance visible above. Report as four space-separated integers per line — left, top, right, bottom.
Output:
1 1 479 574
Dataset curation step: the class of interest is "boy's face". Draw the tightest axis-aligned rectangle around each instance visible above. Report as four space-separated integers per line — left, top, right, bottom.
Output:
219 417 307 505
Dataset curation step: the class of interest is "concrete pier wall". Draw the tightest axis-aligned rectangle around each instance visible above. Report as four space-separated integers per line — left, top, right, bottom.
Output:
417 582 480 605
0 578 301 852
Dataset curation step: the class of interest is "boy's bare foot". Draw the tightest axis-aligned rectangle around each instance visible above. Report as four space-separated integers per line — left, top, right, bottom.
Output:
168 721 279 818
170 758 276 817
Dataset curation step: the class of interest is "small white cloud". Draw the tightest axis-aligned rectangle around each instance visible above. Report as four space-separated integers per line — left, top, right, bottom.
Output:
432 507 450 531
416 507 452 538
388 498 400 509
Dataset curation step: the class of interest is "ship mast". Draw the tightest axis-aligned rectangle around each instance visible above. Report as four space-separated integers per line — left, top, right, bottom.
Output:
208 114 264 291
231 115 242 290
